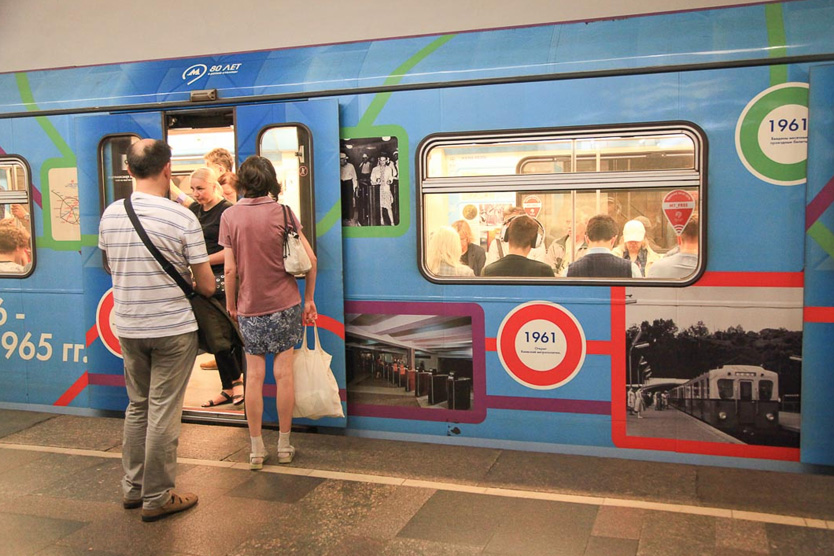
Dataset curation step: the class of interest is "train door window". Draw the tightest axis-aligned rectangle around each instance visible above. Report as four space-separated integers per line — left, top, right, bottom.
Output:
739 381 753 402
166 110 235 201
0 158 34 277
418 125 704 283
259 126 315 251
100 135 139 208
759 380 774 401
718 379 734 400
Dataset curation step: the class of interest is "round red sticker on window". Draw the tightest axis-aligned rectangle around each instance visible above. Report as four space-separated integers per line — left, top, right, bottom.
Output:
496 301 586 389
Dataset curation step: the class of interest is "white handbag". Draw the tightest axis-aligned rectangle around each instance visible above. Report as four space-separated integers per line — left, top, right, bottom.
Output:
292 324 344 419
282 204 312 275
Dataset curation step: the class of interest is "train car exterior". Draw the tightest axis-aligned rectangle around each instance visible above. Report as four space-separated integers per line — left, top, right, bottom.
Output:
670 366 781 435
1 0 833 472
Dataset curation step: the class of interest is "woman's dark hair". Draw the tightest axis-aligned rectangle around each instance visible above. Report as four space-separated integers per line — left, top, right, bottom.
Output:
237 156 281 199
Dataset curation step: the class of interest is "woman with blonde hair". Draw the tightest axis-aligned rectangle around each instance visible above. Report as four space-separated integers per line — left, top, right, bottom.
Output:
427 226 474 277
188 167 244 408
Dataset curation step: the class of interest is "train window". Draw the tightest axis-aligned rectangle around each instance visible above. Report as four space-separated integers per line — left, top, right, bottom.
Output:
259 126 315 252
100 135 139 208
739 381 753 402
718 379 734 400
419 125 704 283
0 158 34 278
759 380 774 401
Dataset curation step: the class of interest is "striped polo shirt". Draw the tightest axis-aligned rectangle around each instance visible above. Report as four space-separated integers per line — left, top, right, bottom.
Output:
98 192 209 339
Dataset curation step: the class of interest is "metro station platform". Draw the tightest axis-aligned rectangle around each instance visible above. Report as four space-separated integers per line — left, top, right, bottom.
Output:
1 408 834 556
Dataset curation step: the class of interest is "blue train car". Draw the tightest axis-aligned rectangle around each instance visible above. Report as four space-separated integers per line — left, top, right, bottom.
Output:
0 0 832 472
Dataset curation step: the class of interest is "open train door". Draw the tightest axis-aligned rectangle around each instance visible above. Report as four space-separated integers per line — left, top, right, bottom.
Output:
236 99 347 427
76 112 164 411
802 64 834 466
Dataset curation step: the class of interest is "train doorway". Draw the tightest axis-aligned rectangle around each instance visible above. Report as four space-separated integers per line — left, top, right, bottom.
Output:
77 99 346 428
163 109 246 420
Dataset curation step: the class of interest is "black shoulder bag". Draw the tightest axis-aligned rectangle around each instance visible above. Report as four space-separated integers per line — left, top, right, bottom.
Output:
123 195 243 354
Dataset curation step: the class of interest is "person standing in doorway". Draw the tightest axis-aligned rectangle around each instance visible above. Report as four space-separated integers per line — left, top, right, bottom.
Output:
188 167 244 409
219 156 318 470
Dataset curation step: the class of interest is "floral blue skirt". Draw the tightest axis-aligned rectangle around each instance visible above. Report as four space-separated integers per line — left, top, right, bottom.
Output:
238 304 303 355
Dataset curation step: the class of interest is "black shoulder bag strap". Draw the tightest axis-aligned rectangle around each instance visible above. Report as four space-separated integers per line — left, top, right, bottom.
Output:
123 195 195 299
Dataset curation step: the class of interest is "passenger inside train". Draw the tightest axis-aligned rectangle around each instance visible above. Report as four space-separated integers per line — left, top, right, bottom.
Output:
648 217 699 279
0 220 30 273
482 215 555 277
566 214 639 278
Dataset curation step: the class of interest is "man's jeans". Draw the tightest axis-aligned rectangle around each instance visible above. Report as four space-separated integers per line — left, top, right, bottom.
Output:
120 331 197 509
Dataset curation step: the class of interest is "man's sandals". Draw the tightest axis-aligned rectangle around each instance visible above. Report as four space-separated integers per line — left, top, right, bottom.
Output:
201 381 244 408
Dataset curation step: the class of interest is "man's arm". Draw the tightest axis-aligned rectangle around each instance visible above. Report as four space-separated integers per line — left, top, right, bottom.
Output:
191 261 215 297
169 182 194 207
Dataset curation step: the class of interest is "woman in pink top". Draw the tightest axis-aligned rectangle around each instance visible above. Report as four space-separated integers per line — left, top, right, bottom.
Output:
219 156 317 470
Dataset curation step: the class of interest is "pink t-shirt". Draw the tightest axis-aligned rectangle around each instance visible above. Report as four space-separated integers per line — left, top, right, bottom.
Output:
218 197 301 317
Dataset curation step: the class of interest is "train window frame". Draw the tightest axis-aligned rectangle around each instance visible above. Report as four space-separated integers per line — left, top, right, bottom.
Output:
98 134 141 274
0 156 35 279
257 124 316 255
417 123 706 286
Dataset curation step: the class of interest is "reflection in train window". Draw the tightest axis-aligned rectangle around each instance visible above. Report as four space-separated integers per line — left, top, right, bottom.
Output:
418 125 704 284
759 380 774 401
100 135 139 208
0 158 34 278
259 126 315 252
718 379 734 400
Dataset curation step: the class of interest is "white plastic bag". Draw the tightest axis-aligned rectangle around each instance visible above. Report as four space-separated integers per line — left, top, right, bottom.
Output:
282 204 312 275
292 325 344 419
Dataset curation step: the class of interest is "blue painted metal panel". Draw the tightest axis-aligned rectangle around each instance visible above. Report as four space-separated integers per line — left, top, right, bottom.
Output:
801 63 834 465
76 112 164 411
3 1 834 116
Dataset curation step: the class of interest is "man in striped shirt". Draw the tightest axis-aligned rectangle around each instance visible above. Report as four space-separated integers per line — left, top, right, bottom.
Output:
99 139 215 522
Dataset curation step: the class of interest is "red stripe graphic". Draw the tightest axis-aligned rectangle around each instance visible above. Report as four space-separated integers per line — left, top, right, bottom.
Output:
54 372 89 407
694 271 803 288
86 324 99 347
88 373 126 387
805 306 834 323
315 314 345 340
807 175 834 230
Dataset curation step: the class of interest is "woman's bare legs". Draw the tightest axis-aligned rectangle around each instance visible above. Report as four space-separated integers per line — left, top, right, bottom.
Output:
274 348 296 463
245 353 267 437
274 348 294 433
245 353 267 469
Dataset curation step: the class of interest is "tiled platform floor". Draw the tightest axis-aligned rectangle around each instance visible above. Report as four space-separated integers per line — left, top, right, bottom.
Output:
1 409 833 555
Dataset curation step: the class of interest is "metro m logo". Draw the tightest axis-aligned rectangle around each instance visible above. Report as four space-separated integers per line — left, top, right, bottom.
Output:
182 64 208 85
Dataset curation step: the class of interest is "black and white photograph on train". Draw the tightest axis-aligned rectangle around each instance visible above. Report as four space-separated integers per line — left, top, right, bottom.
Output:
340 137 399 227
625 286 802 448
345 312 474 410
